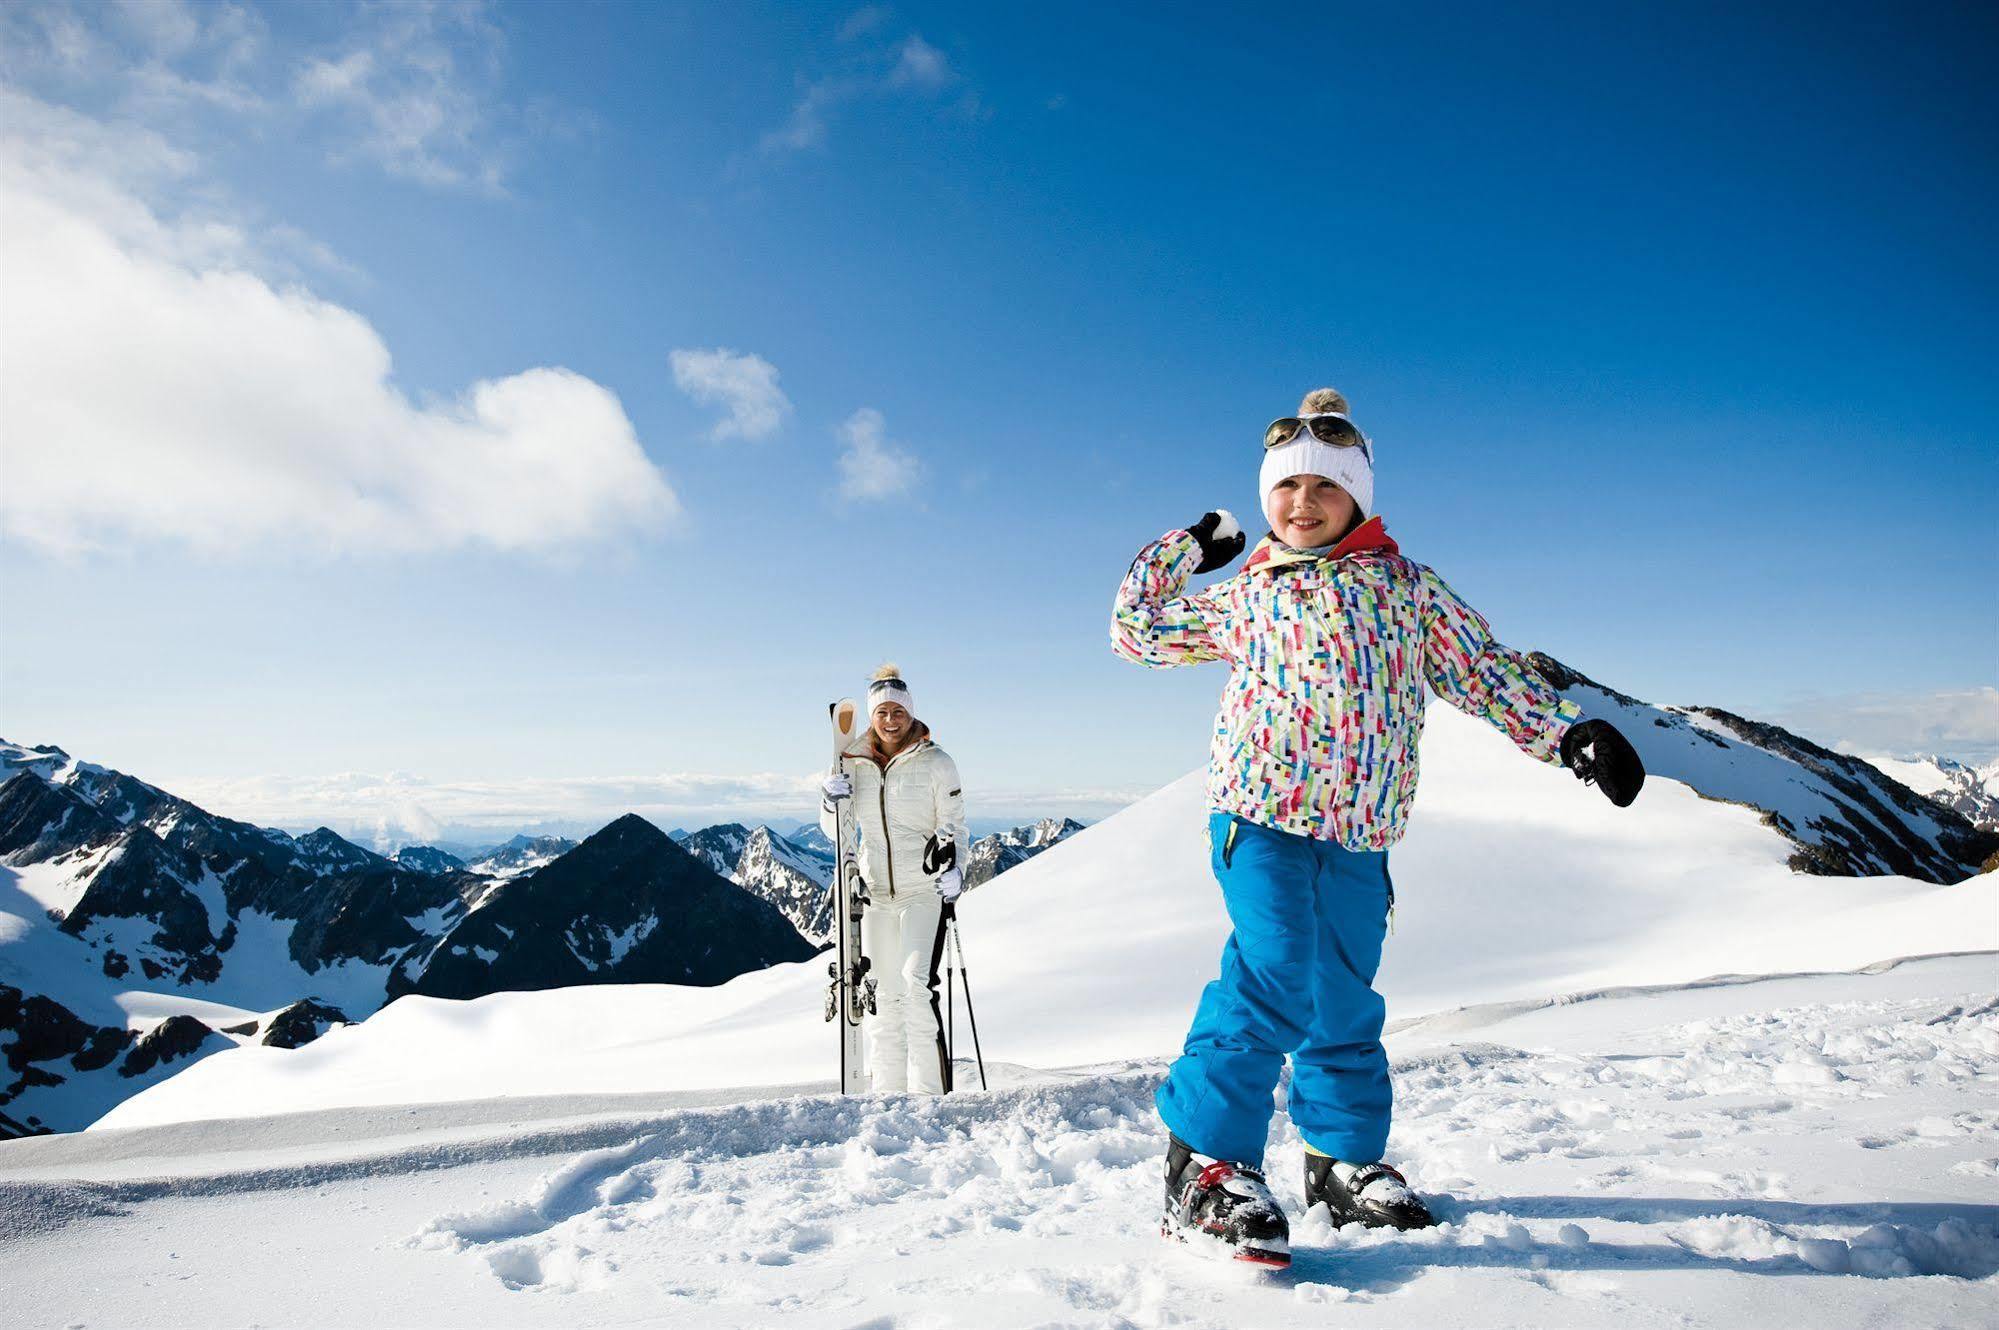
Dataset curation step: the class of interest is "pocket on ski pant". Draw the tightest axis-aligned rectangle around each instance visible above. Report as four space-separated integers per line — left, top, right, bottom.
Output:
1211 814 1241 870
1208 812 1242 873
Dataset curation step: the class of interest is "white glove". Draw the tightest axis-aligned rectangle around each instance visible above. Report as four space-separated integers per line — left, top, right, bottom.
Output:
937 867 964 902
821 772 852 803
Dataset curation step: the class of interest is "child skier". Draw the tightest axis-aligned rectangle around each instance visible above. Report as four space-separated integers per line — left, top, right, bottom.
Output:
1111 387 1645 1268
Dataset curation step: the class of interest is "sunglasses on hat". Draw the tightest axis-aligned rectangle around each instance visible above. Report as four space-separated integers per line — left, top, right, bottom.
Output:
1263 411 1369 452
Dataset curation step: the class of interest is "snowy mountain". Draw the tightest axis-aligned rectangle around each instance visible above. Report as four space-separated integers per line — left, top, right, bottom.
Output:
965 816 1086 888
1531 658 1996 881
678 812 1079 943
0 742 809 1134
0 743 483 1134
397 816 815 1001
736 825 836 943
1864 753 1999 836
462 834 577 878
290 827 389 876
677 822 754 878
680 822 834 943
391 845 468 875
785 824 834 856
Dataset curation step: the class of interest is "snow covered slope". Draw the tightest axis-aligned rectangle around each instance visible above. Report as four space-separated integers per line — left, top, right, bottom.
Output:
1531 661 1994 880
97 702 1996 1129
6 957 1994 1328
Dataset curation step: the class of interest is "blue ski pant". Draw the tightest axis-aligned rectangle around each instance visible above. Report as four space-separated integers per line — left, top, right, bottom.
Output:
1156 812 1393 1166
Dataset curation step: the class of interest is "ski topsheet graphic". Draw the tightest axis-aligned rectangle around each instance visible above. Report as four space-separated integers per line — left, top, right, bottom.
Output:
825 697 876 1093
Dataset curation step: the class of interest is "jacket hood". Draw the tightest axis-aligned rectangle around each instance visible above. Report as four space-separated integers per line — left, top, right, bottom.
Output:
1243 514 1399 574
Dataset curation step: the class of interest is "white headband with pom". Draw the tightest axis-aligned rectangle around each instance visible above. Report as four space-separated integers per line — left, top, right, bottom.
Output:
868 675 916 719
1261 413 1375 520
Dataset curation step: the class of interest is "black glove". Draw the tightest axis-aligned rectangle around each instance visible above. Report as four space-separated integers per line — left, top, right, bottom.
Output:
922 833 956 875
1186 509 1245 574
1561 719 1645 808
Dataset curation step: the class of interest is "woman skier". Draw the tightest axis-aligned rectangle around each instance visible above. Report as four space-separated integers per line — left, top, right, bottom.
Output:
819 665 969 1095
1111 387 1646 1267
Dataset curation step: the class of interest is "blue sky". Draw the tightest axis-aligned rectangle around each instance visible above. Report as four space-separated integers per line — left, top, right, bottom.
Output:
1 1 1993 843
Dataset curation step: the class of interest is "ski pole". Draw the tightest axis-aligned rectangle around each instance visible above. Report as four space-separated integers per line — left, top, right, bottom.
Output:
949 919 987 1090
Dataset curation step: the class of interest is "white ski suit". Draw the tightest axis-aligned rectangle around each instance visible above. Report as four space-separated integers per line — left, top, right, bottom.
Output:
821 728 969 1094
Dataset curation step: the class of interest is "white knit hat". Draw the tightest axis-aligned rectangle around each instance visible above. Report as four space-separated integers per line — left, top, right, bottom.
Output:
1263 390 1375 520
867 664 915 718
1260 412 1374 520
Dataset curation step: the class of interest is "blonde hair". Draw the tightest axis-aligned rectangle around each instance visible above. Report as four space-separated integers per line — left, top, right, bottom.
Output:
1297 387 1350 416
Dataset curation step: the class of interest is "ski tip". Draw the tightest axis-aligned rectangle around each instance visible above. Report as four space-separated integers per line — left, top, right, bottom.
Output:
1235 1249 1291 1269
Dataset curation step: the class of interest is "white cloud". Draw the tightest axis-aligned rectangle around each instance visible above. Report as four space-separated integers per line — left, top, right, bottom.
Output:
1 0 530 192
669 347 793 442
160 766 1143 844
1770 686 1999 764
107 0 203 61
290 1 512 192
166 767 828 839
757 77 856 155
838 7 891 43
2 0 268 117
836 407 919 501
758 24 959 159
0 89 679 558
888 35 950 89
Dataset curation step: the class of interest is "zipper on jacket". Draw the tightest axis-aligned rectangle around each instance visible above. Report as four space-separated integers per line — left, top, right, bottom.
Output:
879 779 895 900
856 737 930 902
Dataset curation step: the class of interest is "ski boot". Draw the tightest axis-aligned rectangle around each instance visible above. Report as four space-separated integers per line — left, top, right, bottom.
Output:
1160 1135 1290 1268
1303 1153 1436 1230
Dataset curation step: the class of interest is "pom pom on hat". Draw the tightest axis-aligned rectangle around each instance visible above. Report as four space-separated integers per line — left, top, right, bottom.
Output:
867 663 916 718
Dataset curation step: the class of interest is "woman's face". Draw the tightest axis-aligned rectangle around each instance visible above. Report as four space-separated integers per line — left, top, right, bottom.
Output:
1264 474 1356 548
871 701 913 750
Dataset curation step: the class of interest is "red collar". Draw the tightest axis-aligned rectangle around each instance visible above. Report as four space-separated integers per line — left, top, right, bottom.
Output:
1242 514 1398 573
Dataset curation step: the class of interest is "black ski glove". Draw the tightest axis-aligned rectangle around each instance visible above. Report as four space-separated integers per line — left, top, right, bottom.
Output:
1186 510 1245 574
1560 719 1645 808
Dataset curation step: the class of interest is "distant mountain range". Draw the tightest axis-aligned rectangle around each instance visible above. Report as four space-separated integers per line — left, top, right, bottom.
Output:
0 742 811 1135
1528 658 1996 880
967 817 1088 888
462 834 578 878
1861 754 1999 836
680 816 1084 943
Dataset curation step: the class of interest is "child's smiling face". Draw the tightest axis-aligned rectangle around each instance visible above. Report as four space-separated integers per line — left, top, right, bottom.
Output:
1264 474 1357 548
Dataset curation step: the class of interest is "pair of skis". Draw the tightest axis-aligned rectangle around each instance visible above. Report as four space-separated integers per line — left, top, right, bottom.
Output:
825 698 876 1095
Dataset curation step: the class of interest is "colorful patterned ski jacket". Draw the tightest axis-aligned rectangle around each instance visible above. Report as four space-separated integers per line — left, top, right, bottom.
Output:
1111 515 1583 850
